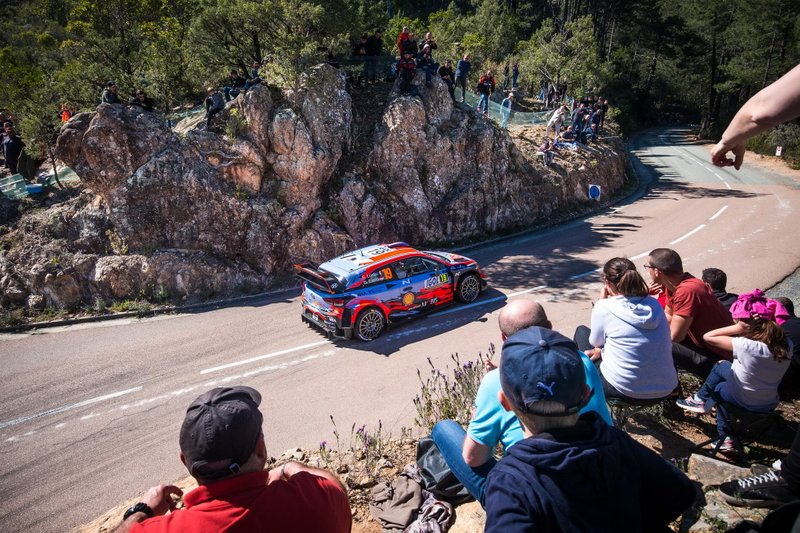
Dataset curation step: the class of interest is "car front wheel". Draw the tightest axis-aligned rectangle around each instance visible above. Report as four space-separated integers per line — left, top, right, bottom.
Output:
355 308 385 341
456 273 481 303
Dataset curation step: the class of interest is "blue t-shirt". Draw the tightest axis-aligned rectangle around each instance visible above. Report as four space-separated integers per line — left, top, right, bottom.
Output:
467 352 613 453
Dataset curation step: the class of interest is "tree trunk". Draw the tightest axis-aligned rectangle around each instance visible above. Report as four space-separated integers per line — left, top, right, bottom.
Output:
46 142 63 189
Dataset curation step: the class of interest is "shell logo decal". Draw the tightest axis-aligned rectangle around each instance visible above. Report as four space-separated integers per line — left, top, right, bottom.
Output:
402 292 415 306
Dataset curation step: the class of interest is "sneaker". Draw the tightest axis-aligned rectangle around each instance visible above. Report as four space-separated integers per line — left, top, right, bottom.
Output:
718 470 798 508
716 437 735 452
772 459 782 470
676 396 710 413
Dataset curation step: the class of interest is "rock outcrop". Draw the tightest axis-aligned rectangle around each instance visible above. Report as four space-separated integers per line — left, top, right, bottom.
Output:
1 64 630 314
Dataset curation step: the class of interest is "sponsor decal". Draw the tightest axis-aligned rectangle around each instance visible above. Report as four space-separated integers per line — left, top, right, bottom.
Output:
424 273 449 289
402 292 415 306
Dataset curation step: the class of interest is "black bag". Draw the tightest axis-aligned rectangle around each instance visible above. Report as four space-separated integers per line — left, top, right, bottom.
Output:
415 436 473 505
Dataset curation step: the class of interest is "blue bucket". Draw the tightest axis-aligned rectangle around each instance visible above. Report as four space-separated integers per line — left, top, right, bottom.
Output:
26 183 44 194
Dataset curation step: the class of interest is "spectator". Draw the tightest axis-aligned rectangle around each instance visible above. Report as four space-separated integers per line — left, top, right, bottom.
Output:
644 248 734 377
599 97 609 132
499 92 513 129
396 51 417 96
402 33 418 56
536 138 554 166
112 386 351 532
352 34 368 84
511 63 519 88
101 81 120 105
204 87 225 129
365 30 383 83
224 69 247 102
397 26 410 57
59 103 73 123
702 267 738 314
775 297 800 398
545 104 568 141
128 89 154 112
415 44 437 88
430 299 612 505
573 258 678 401
712 63 800 170
582 120 597 144
454 54 471 103
501 63 510 91
483 326 695 532
421 31 437 51
476 70 495 117
2 122 24 175
438 59 455 102
243 61 263 91
677 290 791 451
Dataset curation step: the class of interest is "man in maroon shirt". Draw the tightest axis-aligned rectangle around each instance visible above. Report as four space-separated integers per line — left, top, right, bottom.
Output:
114 386 351 532
645 248 733 377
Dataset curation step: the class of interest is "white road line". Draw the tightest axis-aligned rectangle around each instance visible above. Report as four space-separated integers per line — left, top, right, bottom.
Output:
0 386 142 430
629 251 650 260
709 206 728 220
200 340 330 374
725 182 732 190
569 269 600 280
430 285 548 318
669 224 706 245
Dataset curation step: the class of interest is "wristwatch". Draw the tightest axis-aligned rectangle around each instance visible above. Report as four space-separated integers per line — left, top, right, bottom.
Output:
123 502 154 521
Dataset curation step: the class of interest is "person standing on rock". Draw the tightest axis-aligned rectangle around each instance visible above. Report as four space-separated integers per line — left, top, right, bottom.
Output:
365 30 383 83
396 51 418 96
499 92 514 129
546 104 568 141
438 59 456 102
454 53 471 103
112 386 351 533
512 63 519 88
2 121 24 175
476 70 495 117
396 26 410 58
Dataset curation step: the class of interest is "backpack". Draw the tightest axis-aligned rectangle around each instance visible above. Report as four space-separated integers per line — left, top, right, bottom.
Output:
415 436 473 505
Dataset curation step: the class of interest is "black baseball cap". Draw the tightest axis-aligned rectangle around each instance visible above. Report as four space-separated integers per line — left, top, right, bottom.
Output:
179 386 263 479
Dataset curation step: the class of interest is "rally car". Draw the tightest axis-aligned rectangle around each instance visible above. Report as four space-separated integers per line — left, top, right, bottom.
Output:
295 242 488 341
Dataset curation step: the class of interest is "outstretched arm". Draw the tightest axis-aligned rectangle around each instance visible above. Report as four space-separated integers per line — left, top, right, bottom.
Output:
712 64 800 170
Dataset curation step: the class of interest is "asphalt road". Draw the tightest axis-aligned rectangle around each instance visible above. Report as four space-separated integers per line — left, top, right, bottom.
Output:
2 127 800 532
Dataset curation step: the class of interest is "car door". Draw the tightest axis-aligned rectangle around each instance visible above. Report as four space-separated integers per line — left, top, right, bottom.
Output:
399 257 451 312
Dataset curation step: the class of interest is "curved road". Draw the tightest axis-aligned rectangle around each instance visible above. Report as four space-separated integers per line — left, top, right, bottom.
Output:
2 127 800 532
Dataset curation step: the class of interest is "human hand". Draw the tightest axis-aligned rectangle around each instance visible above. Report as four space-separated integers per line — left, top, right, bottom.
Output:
141 484 183 516
484 358 497 372
589 347 602 361
711 139 745 170
648 281 663 296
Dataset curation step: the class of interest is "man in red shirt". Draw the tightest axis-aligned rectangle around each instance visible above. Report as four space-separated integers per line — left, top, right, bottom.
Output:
114 386 351 532
645 248 733 377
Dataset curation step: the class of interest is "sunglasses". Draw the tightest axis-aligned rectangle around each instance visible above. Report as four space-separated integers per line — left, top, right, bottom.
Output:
643 264 657 270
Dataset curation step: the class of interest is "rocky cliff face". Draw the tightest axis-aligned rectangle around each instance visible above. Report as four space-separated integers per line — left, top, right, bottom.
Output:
0 65 629 314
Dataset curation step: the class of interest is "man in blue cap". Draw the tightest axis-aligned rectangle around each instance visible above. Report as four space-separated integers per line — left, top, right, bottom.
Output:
484 326 695 532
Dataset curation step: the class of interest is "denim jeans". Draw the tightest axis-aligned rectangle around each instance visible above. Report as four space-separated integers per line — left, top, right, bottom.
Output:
478 93 489 114
223 86 240 102
500 109 510 128
431 419 497 506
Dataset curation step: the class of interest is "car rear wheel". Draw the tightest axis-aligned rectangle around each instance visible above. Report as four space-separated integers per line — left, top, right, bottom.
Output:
355 308 385 341
456 273 481 303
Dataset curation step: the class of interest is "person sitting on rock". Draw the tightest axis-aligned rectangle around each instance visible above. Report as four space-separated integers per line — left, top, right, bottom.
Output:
438 59 455 102
536 138 554 166
430 299 612 505
421 31 438 51
415 44 437 88
128 89 154 112
243 62 263 92
112 386 351 532
204 87 225 129
483 326 695 532
476 70 495 117
101 81 121 105
402 33 418 56
396 51 418 96
676 290 791 452
223 69 247 102
702 267 738 315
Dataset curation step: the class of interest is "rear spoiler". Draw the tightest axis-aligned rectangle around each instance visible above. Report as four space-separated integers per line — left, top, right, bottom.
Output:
293 263 343 293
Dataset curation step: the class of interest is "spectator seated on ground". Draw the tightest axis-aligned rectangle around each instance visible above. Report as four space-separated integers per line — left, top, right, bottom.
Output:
128 89 154 112
224 69 247 102
645 248 734 377
536 139 555 166
483 326 695 532
396 52 418 96
415 44 437 87
574 258 678 404
112 386 351 532
775 297 800 398
702 267 738 315
677 290 791 451
431 299 612 505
